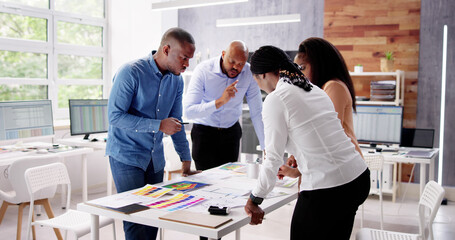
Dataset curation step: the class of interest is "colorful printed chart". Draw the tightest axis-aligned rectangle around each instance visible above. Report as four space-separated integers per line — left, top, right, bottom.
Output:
147 193 205 212
219 162 244 171
132 185 172 198
162 181 209 192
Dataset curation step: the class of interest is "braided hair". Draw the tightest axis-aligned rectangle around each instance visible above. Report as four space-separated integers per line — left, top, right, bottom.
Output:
250 45 312 92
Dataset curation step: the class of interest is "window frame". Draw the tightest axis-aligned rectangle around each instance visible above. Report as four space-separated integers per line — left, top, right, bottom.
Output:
0 0 108 120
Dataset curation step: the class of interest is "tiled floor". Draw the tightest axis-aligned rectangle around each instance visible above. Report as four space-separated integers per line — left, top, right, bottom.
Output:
1 187 454 240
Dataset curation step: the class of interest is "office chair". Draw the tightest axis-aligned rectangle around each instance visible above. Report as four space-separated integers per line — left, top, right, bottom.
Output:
361 154 384 229
0 156 60 240
24 162 116 240
356 180 445 240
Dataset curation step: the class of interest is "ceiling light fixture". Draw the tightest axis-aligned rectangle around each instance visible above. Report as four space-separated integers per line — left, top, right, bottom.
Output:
216 14 300 27
151 0 248 11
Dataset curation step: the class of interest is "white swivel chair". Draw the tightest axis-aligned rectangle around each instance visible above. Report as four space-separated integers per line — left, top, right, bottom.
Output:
24 162 116 240
361 154 384 229
356 180 445 240
0 156 60 240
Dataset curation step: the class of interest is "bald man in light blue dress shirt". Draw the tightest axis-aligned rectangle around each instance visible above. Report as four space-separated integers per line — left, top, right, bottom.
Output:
184 41 265 172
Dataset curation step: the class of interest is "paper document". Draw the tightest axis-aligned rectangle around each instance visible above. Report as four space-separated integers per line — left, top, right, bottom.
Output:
159 210 232 229
162 180 209 192
87 184 171 209
405 150 435 158
275 177 299 188
218 162 245 171
186 170 232 182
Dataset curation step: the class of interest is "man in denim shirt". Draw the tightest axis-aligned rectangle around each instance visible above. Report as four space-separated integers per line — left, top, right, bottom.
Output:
106 28 198 240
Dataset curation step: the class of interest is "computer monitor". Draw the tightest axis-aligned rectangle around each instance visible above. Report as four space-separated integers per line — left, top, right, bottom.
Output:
0 100 54 141
401 128 434 148
353 105 403 145
69 99 108 140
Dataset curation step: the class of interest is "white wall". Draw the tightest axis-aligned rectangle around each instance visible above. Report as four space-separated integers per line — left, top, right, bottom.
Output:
108 0 178 94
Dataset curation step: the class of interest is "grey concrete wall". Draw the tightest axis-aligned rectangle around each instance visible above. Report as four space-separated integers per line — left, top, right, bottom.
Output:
418 0 455 186
178 0 324 69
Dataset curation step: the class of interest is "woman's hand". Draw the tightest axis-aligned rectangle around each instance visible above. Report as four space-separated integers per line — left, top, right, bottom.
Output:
286 155 298 168
278 165 301 179
277 155 301 179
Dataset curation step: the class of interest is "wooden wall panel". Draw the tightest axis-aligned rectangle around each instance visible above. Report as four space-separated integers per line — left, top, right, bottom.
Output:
324 0 420 128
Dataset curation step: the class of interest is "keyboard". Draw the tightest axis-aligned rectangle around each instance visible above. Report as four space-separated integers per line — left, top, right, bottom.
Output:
360 144 399 152
381 148 399 152
48 146 75 153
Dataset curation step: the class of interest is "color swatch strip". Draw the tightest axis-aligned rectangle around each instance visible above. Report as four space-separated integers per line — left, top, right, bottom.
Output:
132 185 172 198
147 193 205 211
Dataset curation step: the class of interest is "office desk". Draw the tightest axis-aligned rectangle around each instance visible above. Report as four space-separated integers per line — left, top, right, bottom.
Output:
0 142 93 202
78 167 298 240
363 148 438 201
57 137 107 150
57 137 113 196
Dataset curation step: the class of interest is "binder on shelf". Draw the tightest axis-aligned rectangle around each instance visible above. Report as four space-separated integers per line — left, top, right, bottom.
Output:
370 80 396 90
370 95 395 101
371 89 395 95
382 163 393 190
370 169 378 191
370 80 396 101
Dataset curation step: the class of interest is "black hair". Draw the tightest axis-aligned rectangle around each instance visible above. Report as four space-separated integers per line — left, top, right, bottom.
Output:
159 27 195 48
250 45 312 91
298 37 356 110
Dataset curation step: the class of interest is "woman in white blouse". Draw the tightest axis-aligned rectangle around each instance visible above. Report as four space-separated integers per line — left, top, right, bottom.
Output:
244 45 370 240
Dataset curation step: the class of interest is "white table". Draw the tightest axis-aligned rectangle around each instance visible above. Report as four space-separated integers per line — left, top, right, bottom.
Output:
78 168 298 240
363 147 438 201
0 142 94 202
57 137 107 150
57 137 113 196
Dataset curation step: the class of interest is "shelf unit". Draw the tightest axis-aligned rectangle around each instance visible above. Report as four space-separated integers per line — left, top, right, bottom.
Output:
350 70 405 106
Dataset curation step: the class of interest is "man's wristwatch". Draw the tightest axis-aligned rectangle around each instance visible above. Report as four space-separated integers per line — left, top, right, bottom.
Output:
249 193 264 205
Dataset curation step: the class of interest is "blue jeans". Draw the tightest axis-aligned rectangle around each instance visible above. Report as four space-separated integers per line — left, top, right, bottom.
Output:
109 157 164 240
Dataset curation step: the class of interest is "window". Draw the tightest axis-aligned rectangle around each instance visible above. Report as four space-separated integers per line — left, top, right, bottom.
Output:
0 0 107 119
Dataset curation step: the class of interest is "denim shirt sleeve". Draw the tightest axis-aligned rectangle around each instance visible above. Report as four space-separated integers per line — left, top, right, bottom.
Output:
169 79 191 161
246 73 265 150
108 65 161 133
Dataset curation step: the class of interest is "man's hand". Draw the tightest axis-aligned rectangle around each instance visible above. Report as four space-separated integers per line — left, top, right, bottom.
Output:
215 80 239 109
159 118 182 135
244 198 265 225
181 161 201 177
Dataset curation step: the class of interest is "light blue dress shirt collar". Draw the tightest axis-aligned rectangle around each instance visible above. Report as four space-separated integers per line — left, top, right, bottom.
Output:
184 55 265 149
